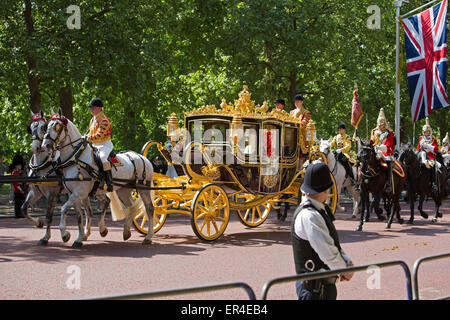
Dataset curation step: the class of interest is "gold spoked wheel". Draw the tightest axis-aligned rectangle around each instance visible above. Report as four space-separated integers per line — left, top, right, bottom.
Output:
132 191 169 235
235 194 272 228
191 184 230 241
326 172 338 214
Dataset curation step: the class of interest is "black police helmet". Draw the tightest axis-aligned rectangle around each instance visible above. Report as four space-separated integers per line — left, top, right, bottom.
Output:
300 162 334 195
89 98 103 108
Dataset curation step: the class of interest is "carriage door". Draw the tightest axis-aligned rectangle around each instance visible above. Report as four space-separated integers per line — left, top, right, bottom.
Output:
259 121 282 194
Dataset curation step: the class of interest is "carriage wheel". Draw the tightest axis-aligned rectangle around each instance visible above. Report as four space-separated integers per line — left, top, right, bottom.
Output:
326 173 339 214
191 184 230 241
235 194 272 228
132 191 168 235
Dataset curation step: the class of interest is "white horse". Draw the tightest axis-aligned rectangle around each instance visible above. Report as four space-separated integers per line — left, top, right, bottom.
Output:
319 139 360 218
24 111 110 245
42 109 154 248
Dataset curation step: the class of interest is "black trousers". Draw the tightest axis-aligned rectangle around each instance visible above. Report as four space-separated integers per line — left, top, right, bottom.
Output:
14 193 26 218
296 281 337 300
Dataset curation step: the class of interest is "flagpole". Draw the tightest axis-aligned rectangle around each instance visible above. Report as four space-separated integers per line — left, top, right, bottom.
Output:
402 0 440 18
394 0 406 152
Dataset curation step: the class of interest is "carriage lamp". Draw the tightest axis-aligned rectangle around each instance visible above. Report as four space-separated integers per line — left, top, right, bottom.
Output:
230 113 244 154
167 113 180 144
306 120 316 151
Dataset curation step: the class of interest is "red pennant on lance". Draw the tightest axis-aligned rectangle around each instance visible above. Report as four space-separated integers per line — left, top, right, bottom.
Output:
351 90 363 128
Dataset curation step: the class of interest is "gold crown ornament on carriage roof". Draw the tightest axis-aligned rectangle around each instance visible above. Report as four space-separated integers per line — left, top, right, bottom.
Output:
185 85 303 125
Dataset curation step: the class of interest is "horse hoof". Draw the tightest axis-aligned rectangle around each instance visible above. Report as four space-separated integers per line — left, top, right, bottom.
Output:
38 239 48 246
351 215 356 220
62 232 71 243
37 219 44 229
123 231 131 241
431 218 437 223
377 215 386 221
420 213 429 219
356 225 363 231
82 235 89 241
437 212 443 218
364 217 370 222
142 239 152 245
398 218 404 225
406 219 414 225
72 241 83 249
100 228 108 237
280 215 286 222
386 223 391 229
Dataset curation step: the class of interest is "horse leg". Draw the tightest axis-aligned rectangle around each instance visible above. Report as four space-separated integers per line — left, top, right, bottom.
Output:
59 191 82 243
71 200 85 248
139 190 154 245
385 196 394 228
21 187 44 228
394 194 404 225
356 190 368 231
82 198 93 241
95 194 110 237
115 189 134 241
407 189 416 224
432 192 442 223
38 193 57 246
418 193 427 219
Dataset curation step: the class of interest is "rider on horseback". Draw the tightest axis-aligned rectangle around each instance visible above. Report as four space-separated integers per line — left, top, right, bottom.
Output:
370 108 395 193
330 123 358 188
86 98 114 192
440 132 450 167
417 118 439 192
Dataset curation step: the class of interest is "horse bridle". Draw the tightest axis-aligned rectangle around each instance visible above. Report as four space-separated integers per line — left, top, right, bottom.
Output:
320 145 339 175
359 146 379 179
43 117 80 152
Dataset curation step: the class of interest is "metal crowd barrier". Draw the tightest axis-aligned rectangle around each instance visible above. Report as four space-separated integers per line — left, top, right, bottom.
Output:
260 260 413 300
412 252 450 300
92 281 256 300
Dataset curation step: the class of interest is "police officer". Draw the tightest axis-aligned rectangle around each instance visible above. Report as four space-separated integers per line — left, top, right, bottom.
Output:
292 162 354 300
86 98 114 192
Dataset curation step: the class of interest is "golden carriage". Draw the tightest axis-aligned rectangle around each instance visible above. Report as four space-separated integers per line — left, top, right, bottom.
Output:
132 86 338 241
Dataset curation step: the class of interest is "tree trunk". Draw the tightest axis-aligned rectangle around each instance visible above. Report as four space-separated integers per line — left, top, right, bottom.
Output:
24 0 41 113
59 85 73 121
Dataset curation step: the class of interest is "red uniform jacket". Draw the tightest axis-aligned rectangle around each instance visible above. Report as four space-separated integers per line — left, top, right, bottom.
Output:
370 129 394 156
416 136 439 160
12 169 28 194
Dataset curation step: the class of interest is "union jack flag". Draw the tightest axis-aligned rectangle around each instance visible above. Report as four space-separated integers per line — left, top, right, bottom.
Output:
402 0 448 122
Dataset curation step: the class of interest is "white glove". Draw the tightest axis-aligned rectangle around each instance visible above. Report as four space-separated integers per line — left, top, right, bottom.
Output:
423 143 434 153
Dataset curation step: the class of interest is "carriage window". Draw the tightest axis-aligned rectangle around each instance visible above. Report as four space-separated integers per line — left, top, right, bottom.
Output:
284 126 298 157
241 124 258 156
261 123 281 158
190 120 228 143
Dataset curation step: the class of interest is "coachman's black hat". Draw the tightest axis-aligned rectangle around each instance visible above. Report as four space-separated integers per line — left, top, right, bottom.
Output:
300 162 334 195
275 98 285 105
89 98 103 108
294 94 304 101
338 123 346 130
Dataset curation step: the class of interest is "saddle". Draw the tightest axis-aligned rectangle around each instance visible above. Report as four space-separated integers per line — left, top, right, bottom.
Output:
92 148 124 172
379 159 406 178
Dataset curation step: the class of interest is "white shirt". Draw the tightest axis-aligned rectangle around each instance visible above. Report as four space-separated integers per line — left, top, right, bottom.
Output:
294 197 352 270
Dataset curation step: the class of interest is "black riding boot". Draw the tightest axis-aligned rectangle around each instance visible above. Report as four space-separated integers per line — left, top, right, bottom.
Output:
431 166 438 193
104 170 114 192
385 161 393 193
